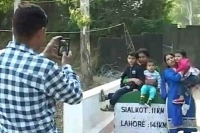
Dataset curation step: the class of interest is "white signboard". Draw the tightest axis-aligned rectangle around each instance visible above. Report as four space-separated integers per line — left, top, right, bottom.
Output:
114 103 168 133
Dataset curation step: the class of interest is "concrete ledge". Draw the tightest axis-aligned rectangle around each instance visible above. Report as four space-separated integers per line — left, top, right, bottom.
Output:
87 114 114 133
192 88 200 133
83 79 120 99
63 79 120 133
99 118 114 133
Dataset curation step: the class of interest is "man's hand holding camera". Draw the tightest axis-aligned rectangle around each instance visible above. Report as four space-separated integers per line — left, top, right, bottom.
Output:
42 36 72 65
61 51 72 65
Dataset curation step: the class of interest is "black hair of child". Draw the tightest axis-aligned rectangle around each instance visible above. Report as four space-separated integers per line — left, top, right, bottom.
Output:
128 51 137 57
146 59 156 66
175 50 187 58
136 48 150 58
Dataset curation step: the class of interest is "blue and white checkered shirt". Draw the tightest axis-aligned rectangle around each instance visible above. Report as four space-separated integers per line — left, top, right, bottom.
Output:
0 42 83 133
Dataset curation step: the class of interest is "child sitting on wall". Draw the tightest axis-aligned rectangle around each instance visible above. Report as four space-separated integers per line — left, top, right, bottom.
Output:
140 59 161 107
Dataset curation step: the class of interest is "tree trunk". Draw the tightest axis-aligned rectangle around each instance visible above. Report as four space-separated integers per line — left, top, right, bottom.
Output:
186 0 193 25
188 1 193 25
13 0 21 41
80 0 93 90
80 26 93 90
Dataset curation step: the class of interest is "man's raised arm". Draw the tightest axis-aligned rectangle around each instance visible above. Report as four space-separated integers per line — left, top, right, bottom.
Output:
44 63 83 104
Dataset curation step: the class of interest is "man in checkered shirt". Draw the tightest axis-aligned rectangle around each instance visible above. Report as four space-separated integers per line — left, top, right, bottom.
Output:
0 3 82 133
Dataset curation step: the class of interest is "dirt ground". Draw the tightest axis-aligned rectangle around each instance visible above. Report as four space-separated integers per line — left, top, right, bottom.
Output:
54 76 116 130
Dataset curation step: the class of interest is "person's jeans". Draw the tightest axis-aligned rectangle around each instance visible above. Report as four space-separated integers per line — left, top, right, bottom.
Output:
107 86 132 106
141 85 156 99
178 75 200 95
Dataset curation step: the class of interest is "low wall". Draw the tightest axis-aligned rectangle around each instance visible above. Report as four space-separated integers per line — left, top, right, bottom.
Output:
63 79 120 133
192 88 200 133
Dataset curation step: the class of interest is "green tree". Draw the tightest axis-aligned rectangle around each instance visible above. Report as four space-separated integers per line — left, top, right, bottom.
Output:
0 0 173 39
90 0 173 35
0 0 12 12
169 0 200 26
0 0 173 79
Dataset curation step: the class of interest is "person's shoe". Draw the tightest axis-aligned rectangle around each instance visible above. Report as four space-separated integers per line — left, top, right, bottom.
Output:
108 105 114 111
123 85 130 89
145 99 152 107
100 104 114 112
172 98 185 104
139 96 145 105
99 89 108 102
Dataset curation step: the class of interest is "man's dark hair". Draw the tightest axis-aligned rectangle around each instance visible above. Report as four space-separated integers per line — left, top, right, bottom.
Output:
174 49 187 58
128 51 136 57
136 48 150 58
13 2 48 41
147 59 156 66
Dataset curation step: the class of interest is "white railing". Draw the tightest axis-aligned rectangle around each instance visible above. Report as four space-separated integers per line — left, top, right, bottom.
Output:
63 79 120 133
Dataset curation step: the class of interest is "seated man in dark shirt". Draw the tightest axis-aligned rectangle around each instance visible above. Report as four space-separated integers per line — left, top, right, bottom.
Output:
100 51 145 111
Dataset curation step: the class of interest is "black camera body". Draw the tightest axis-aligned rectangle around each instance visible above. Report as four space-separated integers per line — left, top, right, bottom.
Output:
58 38 70 56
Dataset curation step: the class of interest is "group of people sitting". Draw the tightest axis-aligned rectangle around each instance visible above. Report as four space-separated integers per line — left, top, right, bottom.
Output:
99 48 200 133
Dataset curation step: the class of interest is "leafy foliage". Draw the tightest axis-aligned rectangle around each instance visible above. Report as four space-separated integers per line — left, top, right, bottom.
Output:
169 0 200 26
69 8 91 27
0 0 173 42
61 0 91 28
0 0 13 13
90 0 173 36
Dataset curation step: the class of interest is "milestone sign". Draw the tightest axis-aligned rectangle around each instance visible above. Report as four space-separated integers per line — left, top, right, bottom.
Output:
114 103 168 133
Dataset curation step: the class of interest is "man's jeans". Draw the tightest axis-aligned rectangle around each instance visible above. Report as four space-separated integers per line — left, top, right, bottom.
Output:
107 86 132 106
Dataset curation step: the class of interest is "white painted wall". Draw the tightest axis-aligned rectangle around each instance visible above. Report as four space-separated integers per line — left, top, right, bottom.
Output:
192 88 200 133
63 79 120 133
63 79 200 133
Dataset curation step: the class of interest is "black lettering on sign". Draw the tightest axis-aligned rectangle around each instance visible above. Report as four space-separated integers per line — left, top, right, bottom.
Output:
149 122 167 128
120 120 145 127
151 107 165 114
121 106 147 113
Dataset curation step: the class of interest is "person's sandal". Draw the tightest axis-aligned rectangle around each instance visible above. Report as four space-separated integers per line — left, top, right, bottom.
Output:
139 96 145 105
99 89 106 102
100 105 114 112
145 99 152 107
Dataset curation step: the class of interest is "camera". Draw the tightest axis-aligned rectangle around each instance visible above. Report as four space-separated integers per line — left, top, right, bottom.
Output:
58 38 70 56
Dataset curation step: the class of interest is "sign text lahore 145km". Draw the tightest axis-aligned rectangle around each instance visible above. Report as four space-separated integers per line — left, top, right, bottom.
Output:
114 103 168 133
